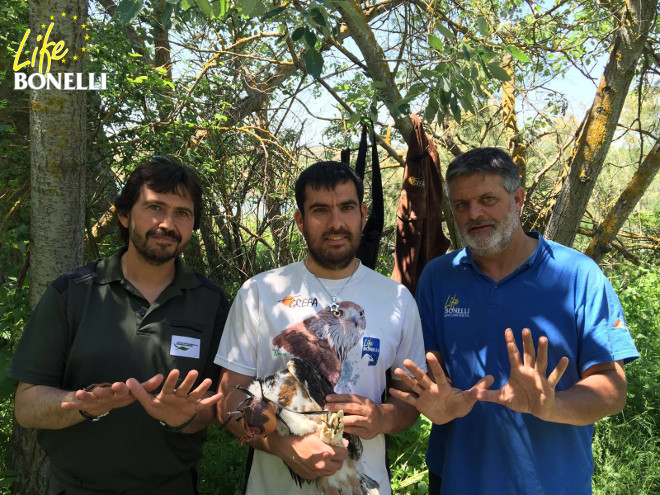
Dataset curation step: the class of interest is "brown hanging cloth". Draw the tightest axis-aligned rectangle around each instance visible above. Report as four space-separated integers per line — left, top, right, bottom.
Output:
391 114 450 295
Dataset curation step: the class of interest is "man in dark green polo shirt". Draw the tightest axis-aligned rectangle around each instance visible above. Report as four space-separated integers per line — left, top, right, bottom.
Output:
8 156 229 494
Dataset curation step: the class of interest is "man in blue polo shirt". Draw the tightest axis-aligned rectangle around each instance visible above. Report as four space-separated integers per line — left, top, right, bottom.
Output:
389 147 639 494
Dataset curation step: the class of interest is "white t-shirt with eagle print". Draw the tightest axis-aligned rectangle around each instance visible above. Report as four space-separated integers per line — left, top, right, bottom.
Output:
215 260 426 495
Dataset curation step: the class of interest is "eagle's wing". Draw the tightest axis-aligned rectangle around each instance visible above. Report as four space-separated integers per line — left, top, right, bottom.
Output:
239 360 379 495
286 358 334 408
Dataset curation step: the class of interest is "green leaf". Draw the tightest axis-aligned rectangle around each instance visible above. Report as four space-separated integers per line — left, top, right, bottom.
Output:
434 76 446 92
309 7 327 27
181 0 192 10
213 0 230 17
449 97 462 122
291 27 306 41
237 0 263 17
304 30 317 49
438 89 450 106
394 102 410 119
461 44 471 61
261 6 287 20
193 0 215 17
476 15 489 37
164 0 180 4
461 92 476 114
194 0 229 18
128 75 148 83
161 2 175 29
408 83 426 98
113 0 144 26
479 47 497 62
487 62 511 82
304 49 323 78
347 112 362 126
424 96 439 122
428 34 444 51
435 108 446 127
435 23 454 40
506 45 531 62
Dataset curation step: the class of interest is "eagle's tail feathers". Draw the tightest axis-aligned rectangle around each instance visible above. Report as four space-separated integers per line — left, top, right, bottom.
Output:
358 472 379 491
287 467 305 488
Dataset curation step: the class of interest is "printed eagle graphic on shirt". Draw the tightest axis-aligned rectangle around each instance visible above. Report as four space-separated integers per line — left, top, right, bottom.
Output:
272 301 367 386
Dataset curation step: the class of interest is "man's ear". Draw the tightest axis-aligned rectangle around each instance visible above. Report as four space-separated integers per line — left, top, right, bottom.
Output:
514 186 525 212
117 210 130 229
294 209 303 233
361 203 368 229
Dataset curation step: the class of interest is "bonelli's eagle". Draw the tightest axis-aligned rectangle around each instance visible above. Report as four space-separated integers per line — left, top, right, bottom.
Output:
232 358 378 495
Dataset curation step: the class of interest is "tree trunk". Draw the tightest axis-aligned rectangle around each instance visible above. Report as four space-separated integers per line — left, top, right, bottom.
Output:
501 54 527 189
11 0 88 492
585 137 660 263
152 0 172 81
541 0 657 246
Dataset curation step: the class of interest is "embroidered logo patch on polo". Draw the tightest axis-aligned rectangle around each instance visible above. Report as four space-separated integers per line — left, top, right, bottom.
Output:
361 337 380 366
444 293 470 318
170 336 200 359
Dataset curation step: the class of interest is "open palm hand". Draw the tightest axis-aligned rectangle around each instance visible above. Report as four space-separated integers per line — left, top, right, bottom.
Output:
390 352 493 425
471 328 569 420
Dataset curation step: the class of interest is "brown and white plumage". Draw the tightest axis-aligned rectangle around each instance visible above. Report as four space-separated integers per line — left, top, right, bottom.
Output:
233 359 378 495
272 302 367 386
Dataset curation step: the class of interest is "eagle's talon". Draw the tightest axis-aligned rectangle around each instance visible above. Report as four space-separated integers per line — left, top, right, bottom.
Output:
321 410 344 446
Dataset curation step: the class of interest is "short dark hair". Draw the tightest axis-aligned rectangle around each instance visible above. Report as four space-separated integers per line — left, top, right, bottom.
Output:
114 156 203 244
294 161 364 214
446 147 521 194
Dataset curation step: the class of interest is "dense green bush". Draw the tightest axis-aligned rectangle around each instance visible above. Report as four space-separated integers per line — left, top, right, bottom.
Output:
592 264 660 494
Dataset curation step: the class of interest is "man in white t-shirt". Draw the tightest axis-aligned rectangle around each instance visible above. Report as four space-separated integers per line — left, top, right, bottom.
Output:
215 161 426 494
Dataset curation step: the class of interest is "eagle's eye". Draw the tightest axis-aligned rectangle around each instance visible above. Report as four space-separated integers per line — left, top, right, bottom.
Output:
359 311 364 317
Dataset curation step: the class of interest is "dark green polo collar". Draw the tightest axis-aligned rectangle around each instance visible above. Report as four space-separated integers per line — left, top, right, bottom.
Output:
95 249 200 290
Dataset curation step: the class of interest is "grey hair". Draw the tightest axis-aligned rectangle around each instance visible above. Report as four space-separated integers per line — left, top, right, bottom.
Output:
446 147 521 194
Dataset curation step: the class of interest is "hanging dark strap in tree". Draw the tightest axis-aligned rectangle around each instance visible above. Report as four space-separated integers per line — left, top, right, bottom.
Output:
342 123 384 270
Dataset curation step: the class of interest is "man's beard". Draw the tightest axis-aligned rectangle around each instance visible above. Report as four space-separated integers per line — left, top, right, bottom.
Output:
460 207 519 257
130 226 184 265
305 227 361 271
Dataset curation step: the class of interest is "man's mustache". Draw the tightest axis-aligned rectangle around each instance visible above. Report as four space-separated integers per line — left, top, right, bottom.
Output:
146 228 181 243
322 228 353 239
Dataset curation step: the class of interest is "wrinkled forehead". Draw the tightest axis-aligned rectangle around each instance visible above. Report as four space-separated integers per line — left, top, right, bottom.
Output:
447 173 509 198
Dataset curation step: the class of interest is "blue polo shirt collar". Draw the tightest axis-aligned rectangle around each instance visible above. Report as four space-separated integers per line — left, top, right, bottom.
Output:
457 231 548 282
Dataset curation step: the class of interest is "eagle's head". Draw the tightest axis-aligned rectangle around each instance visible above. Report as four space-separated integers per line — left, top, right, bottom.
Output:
312 301 366 361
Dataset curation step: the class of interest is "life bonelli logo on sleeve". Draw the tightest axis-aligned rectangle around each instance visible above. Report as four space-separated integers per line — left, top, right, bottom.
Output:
13 12 107 90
